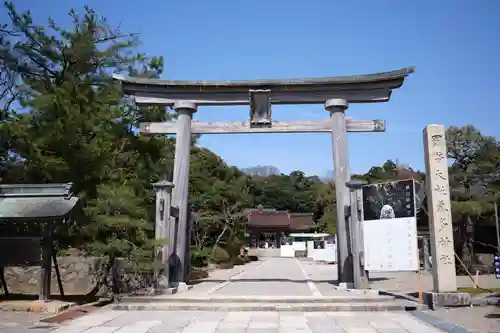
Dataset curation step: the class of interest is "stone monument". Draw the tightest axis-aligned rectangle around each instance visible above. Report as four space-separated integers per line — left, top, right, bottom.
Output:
423 124 470 308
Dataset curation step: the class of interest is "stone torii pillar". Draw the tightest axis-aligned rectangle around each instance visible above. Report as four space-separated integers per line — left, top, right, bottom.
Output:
326 98 354 286
171 101 197 285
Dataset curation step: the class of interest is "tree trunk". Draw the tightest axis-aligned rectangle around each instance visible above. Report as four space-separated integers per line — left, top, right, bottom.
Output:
459 217 476 273
465 216 476 267
86 256 115 297
211 224 228 258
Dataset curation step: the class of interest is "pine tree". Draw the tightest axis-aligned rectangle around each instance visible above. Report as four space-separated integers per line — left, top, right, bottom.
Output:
0 1 173 293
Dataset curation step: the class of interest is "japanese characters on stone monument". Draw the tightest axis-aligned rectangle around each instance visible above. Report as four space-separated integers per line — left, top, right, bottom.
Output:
423 124 457 292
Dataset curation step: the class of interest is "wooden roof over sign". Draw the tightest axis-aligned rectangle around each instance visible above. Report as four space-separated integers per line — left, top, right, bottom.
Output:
0 183 78 221
113 67 415 106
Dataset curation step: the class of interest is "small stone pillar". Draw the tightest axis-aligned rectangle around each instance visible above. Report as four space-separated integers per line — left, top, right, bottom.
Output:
423 125 457 292
347 183 369 289
153 180 174 289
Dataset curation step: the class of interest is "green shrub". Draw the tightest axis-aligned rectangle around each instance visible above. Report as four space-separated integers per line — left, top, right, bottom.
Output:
190 246 212 267
232 256 246 265
218 262 234 269
211 245 231 264
190 268 209 280
224 236 244 257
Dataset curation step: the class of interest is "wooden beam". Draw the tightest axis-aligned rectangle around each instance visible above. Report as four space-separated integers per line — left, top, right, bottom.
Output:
132 89 392 106
114 68 415 105
139 119 385 135
52 246 65 297
115 67 414 88
39 221 52 301
347 119 386 132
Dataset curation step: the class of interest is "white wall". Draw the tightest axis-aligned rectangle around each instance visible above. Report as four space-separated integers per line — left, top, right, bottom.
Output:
292 241 306 251
311 246 336 262
280 245 295 257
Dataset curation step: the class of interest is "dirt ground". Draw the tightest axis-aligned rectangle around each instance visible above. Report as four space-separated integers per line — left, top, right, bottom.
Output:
369 270 500 293
0 311 53 332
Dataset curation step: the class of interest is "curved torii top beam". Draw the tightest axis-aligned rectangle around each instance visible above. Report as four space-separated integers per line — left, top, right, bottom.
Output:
113 67 415 106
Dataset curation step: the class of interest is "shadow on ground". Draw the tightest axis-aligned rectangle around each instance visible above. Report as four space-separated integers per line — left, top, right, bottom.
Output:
485 313 500 319
367 277 390 282
189 277 389 285
0 293 101 305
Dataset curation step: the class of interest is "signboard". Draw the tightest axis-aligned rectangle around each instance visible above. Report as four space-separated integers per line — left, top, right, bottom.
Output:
0 237 41 267
362 179 416 220
362 179 419 272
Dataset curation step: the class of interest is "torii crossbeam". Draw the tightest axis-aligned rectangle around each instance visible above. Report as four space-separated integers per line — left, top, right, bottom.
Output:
140 118 386 135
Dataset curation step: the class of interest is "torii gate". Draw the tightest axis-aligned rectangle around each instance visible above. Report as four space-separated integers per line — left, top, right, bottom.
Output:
113 67 415 289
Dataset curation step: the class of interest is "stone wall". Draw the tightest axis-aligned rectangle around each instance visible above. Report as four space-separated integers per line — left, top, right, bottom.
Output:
248 248 281 258
3 256 104 296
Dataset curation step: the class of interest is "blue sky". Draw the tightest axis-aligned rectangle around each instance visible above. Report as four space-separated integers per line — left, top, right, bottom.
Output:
5 0 500 177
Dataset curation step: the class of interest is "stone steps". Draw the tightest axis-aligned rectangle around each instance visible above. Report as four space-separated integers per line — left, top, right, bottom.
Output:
119 294 396 304
111 301 415 312
112 294 420 312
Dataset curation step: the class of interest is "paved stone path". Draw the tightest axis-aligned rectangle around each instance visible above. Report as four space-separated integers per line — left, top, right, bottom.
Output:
210 257 315 296
49 309 447 333
38 258 460 332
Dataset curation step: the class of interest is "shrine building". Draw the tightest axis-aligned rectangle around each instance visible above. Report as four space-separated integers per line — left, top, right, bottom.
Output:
245 207 316 248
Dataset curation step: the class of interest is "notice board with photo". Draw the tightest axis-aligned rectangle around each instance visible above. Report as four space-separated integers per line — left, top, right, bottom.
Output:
361 179 419 272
